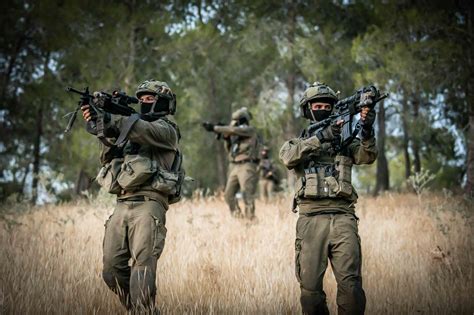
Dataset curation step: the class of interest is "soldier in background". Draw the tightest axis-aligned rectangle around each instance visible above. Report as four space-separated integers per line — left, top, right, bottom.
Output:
279 82 377 315
203 107 259 220
258 146 280 202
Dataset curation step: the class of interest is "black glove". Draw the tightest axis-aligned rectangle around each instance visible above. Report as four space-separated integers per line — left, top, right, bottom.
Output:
360 109 376 139
316 122 342 143
202 122 215 132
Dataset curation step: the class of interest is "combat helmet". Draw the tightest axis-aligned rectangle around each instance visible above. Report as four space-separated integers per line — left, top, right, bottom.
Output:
299 82 338 119
136 79 177 115
231 107 252 123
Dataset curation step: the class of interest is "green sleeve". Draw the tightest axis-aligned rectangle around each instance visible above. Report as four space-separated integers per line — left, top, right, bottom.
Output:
347 136 378 165
112 116 178 151
213 125 255 137
279 136 324 170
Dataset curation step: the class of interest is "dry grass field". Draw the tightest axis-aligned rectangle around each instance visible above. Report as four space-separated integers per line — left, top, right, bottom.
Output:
0 192 472 314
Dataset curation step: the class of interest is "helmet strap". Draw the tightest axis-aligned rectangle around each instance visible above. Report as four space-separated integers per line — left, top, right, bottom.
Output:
308 103 317 122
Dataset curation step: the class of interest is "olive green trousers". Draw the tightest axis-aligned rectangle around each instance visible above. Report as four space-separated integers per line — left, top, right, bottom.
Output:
259 179 275 202
102 199 167 311
295 213 366 315
224 162 258 219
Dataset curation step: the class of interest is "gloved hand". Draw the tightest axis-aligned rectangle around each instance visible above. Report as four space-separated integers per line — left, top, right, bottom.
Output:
316 121 342 143
360 107 376 129
202 122 215 132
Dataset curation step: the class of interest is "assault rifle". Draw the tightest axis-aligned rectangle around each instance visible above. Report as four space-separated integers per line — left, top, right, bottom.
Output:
202 121 226 139
306 85 388 152
64 87 138 133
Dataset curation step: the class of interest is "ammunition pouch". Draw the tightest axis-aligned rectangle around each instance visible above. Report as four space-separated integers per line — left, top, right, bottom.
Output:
151 169 180 199
96 157 123 195
334 155 353 198
294 155 354 201
117 155 157 191
152 149 185 205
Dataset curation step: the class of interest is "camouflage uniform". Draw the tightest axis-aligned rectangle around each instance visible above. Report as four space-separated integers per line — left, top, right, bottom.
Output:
214 107 259 219
258 148 279 202
87 80 180 312
258 158 275 202
279 82 377 315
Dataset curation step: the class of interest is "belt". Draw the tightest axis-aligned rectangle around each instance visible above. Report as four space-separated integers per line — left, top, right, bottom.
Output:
118 195 150 202
232 159 259 164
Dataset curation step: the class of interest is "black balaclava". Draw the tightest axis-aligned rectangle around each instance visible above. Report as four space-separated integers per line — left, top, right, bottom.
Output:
140 96 169 114
311 109 331 121
308 98 333 121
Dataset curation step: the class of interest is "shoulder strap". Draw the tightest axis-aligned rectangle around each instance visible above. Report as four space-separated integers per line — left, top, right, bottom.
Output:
115 113 141 148
94 112 141 148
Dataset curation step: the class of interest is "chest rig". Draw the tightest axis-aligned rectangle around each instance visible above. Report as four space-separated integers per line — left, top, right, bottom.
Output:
296 130 354 200
299 154 353 199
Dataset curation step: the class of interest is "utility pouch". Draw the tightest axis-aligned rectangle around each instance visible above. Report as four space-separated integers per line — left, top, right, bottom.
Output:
318 168 331 198
151 149 185 205
294 176 305 198
117 154 156 191
96 157 123 195
335 155 353 197
325 176 339 197
303 173 319 198
151 168 179 196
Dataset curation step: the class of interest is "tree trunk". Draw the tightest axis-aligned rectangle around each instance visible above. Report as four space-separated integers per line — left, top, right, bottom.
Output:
374 100 389 195
283 1 298 189
467 113 474 198
411 95 421 173
465 6 474 198
401 97 411 179
283 1 298 140
17 164 29 202
31 104 44 205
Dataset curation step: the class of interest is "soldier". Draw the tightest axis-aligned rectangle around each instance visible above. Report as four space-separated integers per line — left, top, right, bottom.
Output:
258 146 279 202
202 107 259 220
81 80 182 312
279 82 377 315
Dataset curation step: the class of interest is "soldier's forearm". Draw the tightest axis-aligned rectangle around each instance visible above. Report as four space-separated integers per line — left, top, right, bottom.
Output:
124 118 178 150
214 125 253 137
352 137 378 165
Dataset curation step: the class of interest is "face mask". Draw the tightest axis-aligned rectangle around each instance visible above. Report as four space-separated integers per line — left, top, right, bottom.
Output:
140 102 153 114
140 98 169 114
311 109 331 121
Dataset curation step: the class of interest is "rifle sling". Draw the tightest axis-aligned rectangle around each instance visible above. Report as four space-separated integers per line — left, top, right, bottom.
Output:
96 113 140 148
115 113 141 148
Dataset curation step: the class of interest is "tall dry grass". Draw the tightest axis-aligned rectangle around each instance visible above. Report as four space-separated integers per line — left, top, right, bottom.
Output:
0 193 472 314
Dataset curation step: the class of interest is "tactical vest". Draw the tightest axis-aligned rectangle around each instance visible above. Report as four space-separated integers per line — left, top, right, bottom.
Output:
294 153 353 200
228 131 260 163
96 118 184 204
294 127 354 202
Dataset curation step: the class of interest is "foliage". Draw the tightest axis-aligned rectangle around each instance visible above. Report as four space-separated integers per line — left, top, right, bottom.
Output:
0 0 472 202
